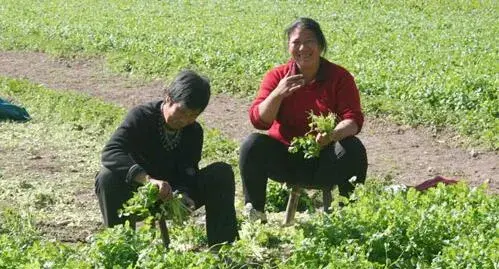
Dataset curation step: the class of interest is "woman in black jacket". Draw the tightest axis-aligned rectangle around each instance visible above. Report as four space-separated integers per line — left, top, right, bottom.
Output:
95 70 238 246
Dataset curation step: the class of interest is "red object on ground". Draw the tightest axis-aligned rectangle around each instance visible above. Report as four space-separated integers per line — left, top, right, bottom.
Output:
414 176 459 191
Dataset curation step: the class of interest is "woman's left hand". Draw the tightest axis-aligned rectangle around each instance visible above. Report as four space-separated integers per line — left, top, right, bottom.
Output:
316 119 359 148
316 132 334 148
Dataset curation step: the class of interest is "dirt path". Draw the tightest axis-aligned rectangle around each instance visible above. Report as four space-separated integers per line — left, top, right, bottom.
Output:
1 51 497 191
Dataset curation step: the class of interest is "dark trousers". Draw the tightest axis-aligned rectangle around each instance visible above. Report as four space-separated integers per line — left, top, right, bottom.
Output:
95 162 238 246
239 133 368 211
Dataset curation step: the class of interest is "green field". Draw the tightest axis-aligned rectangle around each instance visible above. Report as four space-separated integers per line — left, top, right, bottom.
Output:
0 78 497 267
1 0 498 267
0 63 497 269
0 79 497 266
0 0 497 148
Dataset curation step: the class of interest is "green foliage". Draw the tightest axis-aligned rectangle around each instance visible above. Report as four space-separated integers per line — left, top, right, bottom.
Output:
169 220 208 250
202 128 239 168
288 134 320 159
0 208 39 247
288 182 498 268
0 77 125 136
87 221 155 268
309 112 337 133
134 247 218 269
289 112 337 159
214 221 302 267
266 180 317 213
2 181 497 268
120 182 190 224
0 209 90 268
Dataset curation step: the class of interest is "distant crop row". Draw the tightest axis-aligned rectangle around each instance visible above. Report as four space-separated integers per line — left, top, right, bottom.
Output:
0 0 497 148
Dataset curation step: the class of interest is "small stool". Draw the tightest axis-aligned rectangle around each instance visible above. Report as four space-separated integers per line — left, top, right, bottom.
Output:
283 186 333 225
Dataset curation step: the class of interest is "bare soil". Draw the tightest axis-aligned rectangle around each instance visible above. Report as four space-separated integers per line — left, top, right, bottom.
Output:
1 51 497 192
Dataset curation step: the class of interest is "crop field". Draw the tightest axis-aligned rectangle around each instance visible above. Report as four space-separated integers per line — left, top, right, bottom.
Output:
0 0 498 268
1 0 497 147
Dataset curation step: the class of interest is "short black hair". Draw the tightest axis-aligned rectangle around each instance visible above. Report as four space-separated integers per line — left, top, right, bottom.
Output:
163 70 211 112
285 17 327 55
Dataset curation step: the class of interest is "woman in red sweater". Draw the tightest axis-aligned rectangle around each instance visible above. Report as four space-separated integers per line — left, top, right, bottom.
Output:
240 17 368 221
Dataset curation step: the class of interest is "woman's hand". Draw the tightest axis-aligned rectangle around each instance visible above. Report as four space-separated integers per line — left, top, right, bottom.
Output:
271 73 305 99
315 119 359 148
316 131 335 148
149 178 173 201
257 71 305 126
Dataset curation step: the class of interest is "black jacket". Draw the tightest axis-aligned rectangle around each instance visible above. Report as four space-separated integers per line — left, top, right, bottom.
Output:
101 100 203 190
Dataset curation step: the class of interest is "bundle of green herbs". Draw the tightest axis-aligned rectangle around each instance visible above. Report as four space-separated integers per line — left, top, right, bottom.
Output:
120 182 191 224
289 112 337 159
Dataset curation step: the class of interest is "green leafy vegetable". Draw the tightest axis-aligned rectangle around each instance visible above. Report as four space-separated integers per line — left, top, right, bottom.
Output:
120 182 190 224
289 112 337 159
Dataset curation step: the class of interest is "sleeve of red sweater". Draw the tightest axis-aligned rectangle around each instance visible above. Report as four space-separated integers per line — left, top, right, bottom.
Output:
249 67 285 130
335 70 364 133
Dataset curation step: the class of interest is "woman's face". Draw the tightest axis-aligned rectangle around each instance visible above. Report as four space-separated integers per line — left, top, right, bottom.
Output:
162 99 200 130
288 27 322 71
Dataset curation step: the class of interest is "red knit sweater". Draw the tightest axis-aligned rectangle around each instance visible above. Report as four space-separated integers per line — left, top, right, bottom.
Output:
249 58 364 145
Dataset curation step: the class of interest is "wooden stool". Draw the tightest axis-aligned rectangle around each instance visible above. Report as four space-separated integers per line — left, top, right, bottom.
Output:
283 186 333 225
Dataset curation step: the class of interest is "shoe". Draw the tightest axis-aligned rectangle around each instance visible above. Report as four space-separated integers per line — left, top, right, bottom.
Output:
243 203 267 223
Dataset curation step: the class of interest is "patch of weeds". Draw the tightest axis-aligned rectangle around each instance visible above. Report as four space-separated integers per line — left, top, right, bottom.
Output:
34 192 56 209
170 220 208 251
202 128 239 168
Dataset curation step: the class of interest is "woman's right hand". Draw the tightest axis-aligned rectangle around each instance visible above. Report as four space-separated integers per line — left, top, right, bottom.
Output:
271 73 305 99
149 178 173 201
257 71 305 125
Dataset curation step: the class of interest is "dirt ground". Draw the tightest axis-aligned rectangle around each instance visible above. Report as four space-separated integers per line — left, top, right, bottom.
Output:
1 51 497 192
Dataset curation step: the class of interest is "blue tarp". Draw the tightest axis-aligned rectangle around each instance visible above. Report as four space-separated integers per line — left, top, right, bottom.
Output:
0 98 31 122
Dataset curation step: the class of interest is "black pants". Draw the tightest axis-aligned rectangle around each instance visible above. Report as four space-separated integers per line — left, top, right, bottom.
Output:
239 133 368 211
95 162 238 246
